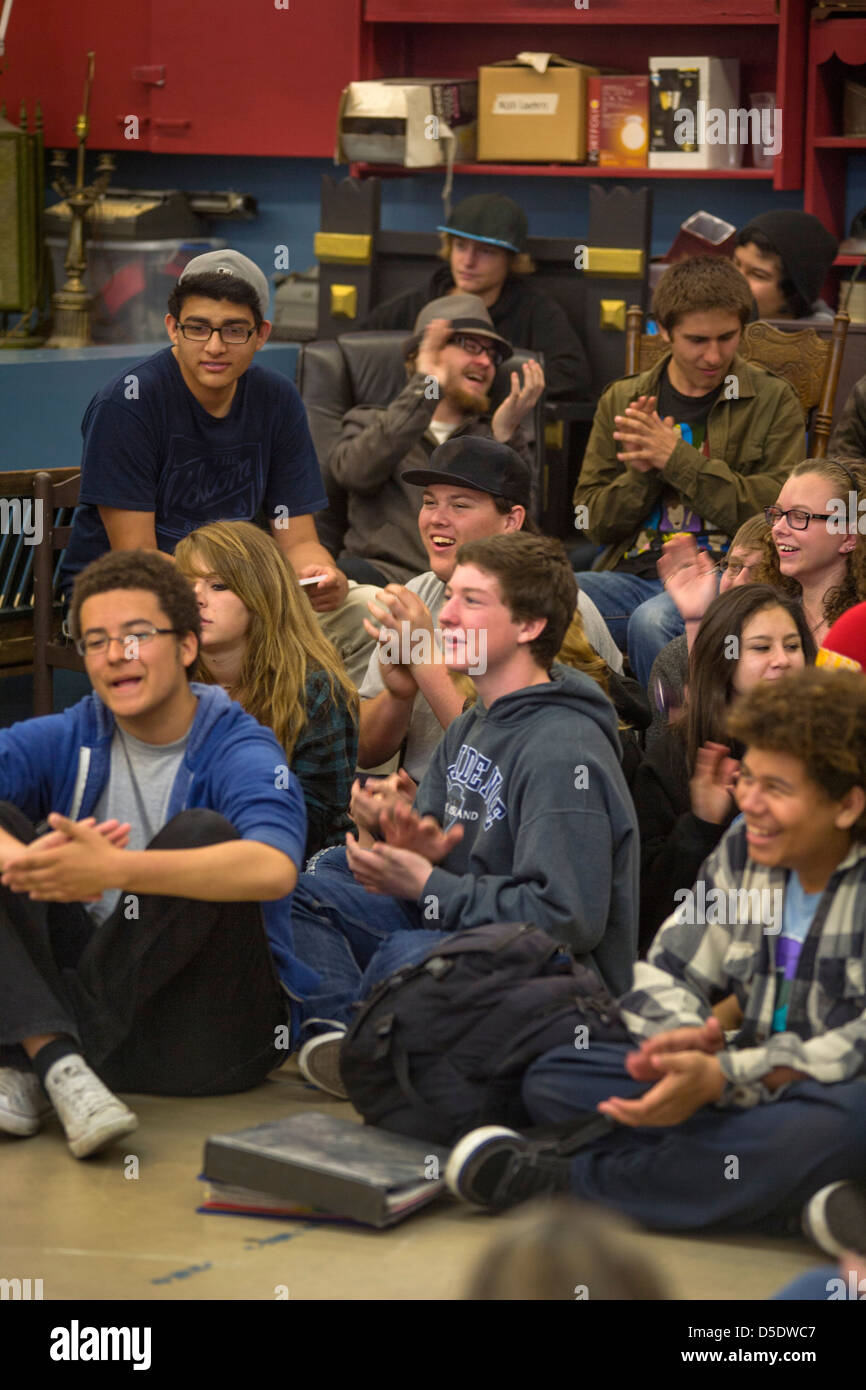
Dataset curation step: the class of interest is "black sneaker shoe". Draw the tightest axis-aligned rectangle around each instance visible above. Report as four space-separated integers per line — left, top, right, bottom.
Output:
446 1125 573 1212
802 1181 866 1258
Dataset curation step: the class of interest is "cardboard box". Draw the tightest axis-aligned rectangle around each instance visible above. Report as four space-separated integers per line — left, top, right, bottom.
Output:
648 57 741 171
478 52 598 163
587 75 649 168
336 79 477 168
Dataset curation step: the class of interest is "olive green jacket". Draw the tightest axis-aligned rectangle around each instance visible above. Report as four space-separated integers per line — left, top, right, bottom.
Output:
573 353 806 571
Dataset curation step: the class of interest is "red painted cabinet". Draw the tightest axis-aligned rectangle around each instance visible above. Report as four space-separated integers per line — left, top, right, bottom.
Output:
1 0 359 156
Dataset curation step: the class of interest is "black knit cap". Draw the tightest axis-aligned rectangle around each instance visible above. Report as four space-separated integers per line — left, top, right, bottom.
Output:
402 436 531 509
437 194 528 254
738 211 839 310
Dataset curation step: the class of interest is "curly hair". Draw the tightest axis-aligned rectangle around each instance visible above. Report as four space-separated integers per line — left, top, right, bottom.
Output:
175 521 357 757
652 254 753 333
753 458 866 625
727 668 866 840
69 549 201 680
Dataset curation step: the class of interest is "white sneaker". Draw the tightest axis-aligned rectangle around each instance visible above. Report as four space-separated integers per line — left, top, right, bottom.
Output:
42 1055 138 1159
297 1030 348 1099
0 1067 52 1138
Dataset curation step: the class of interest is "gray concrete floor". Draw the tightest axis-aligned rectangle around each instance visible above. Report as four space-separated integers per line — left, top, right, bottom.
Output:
2 1058 823 1302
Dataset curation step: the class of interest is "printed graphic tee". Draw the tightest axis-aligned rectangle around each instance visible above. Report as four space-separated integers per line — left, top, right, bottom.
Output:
771 871 824 1033
618 366 729 578
60 347 327 589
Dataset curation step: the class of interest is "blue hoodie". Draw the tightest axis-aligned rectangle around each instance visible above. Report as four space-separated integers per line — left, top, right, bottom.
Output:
0 684 318 1005
415 664 639 996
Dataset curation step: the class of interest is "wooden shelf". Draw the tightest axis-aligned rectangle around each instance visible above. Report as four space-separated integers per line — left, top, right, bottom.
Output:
813 136 866 149
364 2 779 24
349 162 774 181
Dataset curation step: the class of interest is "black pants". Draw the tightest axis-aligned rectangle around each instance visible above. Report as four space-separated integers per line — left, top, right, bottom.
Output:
337 554 389 587
0 803 289 1096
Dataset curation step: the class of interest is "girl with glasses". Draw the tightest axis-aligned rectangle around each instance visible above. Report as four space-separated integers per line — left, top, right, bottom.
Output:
755 458 866 647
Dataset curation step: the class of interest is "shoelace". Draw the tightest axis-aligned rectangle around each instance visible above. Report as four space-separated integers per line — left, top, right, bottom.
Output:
53 1064 113 1123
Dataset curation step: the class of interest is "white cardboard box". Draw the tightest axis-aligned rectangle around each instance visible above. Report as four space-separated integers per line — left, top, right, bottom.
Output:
648 57 741 171
336 79 477 167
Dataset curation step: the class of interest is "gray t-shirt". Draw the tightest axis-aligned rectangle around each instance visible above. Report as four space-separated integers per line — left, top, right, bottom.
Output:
88 725 189 923
359 569 623 781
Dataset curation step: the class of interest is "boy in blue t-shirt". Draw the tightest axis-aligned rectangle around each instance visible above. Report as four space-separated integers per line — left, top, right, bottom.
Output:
60 250 346 616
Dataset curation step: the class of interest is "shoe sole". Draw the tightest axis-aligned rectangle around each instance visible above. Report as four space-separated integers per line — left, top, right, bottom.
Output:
0 1111 42 1138
68 1110 138 1160
297 1037 348 1100
445 1125 525 1206
803 1181 851 1259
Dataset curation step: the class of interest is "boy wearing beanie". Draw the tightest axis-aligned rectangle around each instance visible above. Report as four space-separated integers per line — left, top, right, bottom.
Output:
733 211 839 322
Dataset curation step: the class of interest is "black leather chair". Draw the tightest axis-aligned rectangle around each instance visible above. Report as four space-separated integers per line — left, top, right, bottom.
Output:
296 330 546 557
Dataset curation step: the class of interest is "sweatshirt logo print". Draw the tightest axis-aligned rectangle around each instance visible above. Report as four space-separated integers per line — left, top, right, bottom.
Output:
445 744 507 831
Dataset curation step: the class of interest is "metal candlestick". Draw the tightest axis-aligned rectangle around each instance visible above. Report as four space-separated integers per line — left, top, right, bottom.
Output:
46 51 115 348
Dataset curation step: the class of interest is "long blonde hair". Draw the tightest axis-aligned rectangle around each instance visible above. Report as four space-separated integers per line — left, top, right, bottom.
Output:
175 520 358 757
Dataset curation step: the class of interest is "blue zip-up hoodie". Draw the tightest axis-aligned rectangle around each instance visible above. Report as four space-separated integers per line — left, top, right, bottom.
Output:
0 684 318 1003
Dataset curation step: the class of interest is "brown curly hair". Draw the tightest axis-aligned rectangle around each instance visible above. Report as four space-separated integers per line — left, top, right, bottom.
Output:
726 667 866 840
753 458 866 626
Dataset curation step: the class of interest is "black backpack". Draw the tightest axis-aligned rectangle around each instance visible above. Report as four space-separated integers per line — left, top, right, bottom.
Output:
340 922 629 1145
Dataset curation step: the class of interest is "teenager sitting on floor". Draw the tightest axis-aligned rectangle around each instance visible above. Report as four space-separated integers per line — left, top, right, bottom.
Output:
635 585 815 953
358 435 635 783
446 668 866 1264
646 514 771 748
753 457 866 648
175 520 358 861
0 551 311 1159
280 533 640 1098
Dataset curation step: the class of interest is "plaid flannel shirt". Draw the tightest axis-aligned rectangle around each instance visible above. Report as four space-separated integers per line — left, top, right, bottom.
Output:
620 819 866 1108
292 670 358 861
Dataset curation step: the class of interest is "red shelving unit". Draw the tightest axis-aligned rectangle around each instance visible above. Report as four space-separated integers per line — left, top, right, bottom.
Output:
350 162 775 181
804 13 866 237
358 0 808 191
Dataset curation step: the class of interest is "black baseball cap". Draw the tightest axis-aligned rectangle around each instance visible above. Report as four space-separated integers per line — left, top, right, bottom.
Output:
437 194 528 254
402 436 531 509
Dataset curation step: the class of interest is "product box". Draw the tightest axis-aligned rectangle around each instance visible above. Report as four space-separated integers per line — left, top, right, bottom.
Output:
587 75 649 168
335 79 477 167
648 57 741 171
478 52 598 163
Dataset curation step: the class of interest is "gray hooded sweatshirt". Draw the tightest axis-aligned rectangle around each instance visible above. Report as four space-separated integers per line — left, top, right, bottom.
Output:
415 663 639 996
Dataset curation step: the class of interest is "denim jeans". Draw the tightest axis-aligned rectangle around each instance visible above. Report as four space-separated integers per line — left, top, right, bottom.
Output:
0 803 288 1096
573 571 685 687
293 846 440 1032
522 1041 866 1235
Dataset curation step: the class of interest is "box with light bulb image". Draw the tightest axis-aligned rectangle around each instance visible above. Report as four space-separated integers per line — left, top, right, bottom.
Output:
586 75 649 168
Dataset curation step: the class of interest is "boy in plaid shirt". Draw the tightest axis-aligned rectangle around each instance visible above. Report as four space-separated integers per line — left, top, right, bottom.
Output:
447 668 866 1258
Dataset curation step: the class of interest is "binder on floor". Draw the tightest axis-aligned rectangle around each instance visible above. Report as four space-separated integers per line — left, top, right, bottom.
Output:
202 1111 447 1229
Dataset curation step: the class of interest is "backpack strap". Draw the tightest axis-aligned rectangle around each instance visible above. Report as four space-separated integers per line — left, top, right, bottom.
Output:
391 1031 450 1136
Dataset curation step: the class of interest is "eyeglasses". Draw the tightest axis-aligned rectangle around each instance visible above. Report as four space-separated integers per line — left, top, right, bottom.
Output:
717 558 759 577
450 333 506 367
76 625 179 656
764 507 833 530
177 320 255 345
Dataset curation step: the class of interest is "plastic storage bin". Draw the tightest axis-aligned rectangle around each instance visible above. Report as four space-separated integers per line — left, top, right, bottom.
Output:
46 237 226 344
